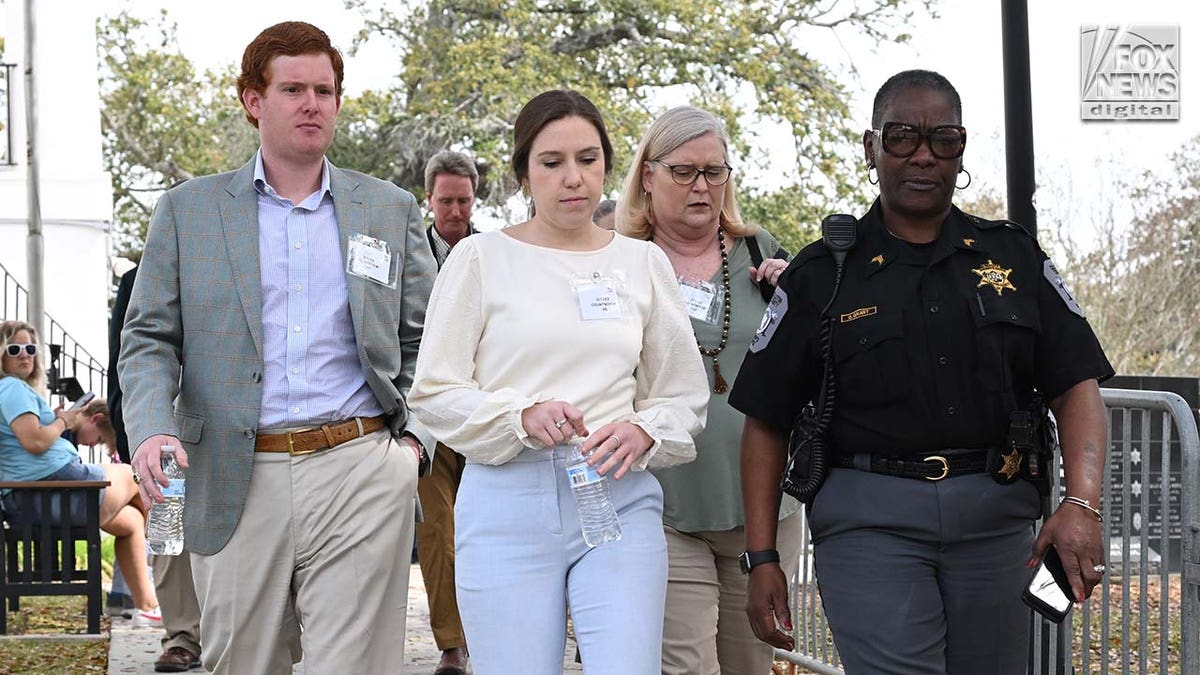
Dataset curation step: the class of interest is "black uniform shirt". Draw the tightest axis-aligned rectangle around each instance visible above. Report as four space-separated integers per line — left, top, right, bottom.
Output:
729 201 1114 457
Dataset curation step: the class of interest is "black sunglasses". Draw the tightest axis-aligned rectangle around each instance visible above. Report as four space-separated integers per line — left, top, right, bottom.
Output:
5 344 37 357
872 122 967 159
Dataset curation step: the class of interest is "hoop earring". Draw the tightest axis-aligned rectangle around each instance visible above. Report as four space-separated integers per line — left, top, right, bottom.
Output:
867 164 879 186
955 168 972 190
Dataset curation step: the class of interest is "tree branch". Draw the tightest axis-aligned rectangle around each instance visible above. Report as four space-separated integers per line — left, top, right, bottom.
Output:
101 108 195 183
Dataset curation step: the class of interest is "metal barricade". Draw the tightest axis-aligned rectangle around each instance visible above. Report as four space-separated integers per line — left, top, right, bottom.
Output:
1031 388 1199 675
775 512 844 674
774 388 1198 674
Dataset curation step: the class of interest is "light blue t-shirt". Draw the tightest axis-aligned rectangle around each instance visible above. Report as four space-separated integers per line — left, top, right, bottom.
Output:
0 376 77 485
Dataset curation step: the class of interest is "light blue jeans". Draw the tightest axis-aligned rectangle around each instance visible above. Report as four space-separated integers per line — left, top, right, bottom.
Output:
455 446 668 674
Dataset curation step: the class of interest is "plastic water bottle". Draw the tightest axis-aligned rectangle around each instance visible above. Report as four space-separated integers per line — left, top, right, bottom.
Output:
564 441 622 547
146 446 185 556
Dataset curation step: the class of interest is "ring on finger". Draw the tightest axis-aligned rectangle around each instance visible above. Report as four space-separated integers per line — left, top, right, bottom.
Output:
1092 563 1107 574
610 435 621 448
554 418 567 429
132 472 142 485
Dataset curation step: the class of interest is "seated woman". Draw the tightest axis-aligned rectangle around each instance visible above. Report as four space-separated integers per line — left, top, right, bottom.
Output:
0 320 160 626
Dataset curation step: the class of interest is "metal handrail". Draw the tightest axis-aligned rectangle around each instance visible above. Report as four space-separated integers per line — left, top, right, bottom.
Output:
0 259 106 399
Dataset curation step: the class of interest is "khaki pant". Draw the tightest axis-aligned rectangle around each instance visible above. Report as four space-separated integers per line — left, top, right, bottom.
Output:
661 511 803 675
152 551 201 656
190 431 417 675
415 442 467 650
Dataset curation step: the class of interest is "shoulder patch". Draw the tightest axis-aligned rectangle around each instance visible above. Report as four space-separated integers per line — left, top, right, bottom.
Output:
749 286 789 353
1043 260 1085 318
792 240 831 266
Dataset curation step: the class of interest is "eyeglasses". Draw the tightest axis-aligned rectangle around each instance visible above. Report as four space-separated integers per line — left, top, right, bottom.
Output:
872 123 967 159
651 160 733 186
5 344 37 357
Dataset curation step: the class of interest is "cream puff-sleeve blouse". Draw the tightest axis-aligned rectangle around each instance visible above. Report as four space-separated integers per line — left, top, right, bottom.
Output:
409 230 708 470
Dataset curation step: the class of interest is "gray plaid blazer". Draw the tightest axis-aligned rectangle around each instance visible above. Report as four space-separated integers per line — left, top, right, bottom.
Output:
118 158 436 555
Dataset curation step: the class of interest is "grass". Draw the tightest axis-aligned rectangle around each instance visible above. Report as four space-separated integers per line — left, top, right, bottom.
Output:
0 536 116 674
1073 575 1183 674
1 596 108 674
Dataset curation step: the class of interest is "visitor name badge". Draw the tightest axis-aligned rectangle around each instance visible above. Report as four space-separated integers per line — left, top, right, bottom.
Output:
571 271 625 321
346 233 397 288
677 278 723 324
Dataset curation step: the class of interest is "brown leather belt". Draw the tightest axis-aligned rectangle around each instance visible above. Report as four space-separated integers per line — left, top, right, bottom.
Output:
254 415 387 455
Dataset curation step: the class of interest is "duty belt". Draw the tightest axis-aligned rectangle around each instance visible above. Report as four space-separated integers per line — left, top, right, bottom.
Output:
254 415 387 455
834 449 993 481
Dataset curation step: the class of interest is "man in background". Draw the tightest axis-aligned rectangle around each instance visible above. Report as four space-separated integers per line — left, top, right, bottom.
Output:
592 199 616 230
418 149 478 674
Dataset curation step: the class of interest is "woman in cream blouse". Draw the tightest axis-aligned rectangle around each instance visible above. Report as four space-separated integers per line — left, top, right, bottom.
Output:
409 90 709 674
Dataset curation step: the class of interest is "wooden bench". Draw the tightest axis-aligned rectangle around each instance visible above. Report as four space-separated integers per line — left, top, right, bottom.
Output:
0 480 109 634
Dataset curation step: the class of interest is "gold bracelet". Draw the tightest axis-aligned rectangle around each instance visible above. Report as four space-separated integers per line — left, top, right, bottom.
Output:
1061 495 1103 523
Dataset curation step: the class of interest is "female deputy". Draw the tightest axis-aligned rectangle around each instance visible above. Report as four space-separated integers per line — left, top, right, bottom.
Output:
616 106 800 675
0 319 161 624
730 70 1113 673
409 90 708 674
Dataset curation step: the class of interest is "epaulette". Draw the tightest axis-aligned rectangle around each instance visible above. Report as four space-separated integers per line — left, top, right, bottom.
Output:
962 212 1036 239
792 239 832 266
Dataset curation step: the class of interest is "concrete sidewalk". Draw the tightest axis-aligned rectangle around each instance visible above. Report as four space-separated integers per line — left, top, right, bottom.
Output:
108 564 582 674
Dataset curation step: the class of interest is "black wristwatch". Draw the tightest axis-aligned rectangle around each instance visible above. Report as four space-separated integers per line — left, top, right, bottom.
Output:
739 549 780 574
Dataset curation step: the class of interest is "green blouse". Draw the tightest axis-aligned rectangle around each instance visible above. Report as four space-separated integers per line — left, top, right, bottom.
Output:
652 228 802 533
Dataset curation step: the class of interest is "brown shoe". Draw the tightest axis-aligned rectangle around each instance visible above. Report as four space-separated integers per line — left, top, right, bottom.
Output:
154 646 200 673
433 646 469 675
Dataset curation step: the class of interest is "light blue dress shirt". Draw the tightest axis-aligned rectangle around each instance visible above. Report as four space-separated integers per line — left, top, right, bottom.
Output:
253 151 383 429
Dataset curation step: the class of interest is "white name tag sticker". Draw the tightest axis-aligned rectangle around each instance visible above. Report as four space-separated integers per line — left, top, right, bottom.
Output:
577 284 623 320
678 280 719 323
346 233 396 287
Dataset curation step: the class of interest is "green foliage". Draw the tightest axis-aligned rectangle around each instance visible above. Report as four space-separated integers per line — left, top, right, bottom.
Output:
347 0 935 243
741 183 844 255
97 11 257 260
100 1 936 258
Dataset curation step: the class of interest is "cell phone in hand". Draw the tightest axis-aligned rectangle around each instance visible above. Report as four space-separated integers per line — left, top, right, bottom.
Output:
67 392 96 411
1023 545 1074 623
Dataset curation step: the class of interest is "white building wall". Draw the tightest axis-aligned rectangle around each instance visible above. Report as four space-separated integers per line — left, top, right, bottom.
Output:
0 0 113 372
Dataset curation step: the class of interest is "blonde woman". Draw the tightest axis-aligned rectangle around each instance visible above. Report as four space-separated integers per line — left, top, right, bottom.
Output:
0 320 160 626
616 106 801 675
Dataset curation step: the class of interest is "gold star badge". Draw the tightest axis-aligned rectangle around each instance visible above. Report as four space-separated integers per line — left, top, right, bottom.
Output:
962 238 975 247
998 449 1022 480
972 259 1016 295
870 254 885 265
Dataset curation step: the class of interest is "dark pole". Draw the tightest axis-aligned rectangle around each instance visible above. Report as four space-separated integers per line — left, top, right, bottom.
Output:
1004 4 1069 672
1001 0 1038 237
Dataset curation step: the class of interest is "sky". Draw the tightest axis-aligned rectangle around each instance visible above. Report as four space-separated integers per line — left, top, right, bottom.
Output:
92 0 1199 249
